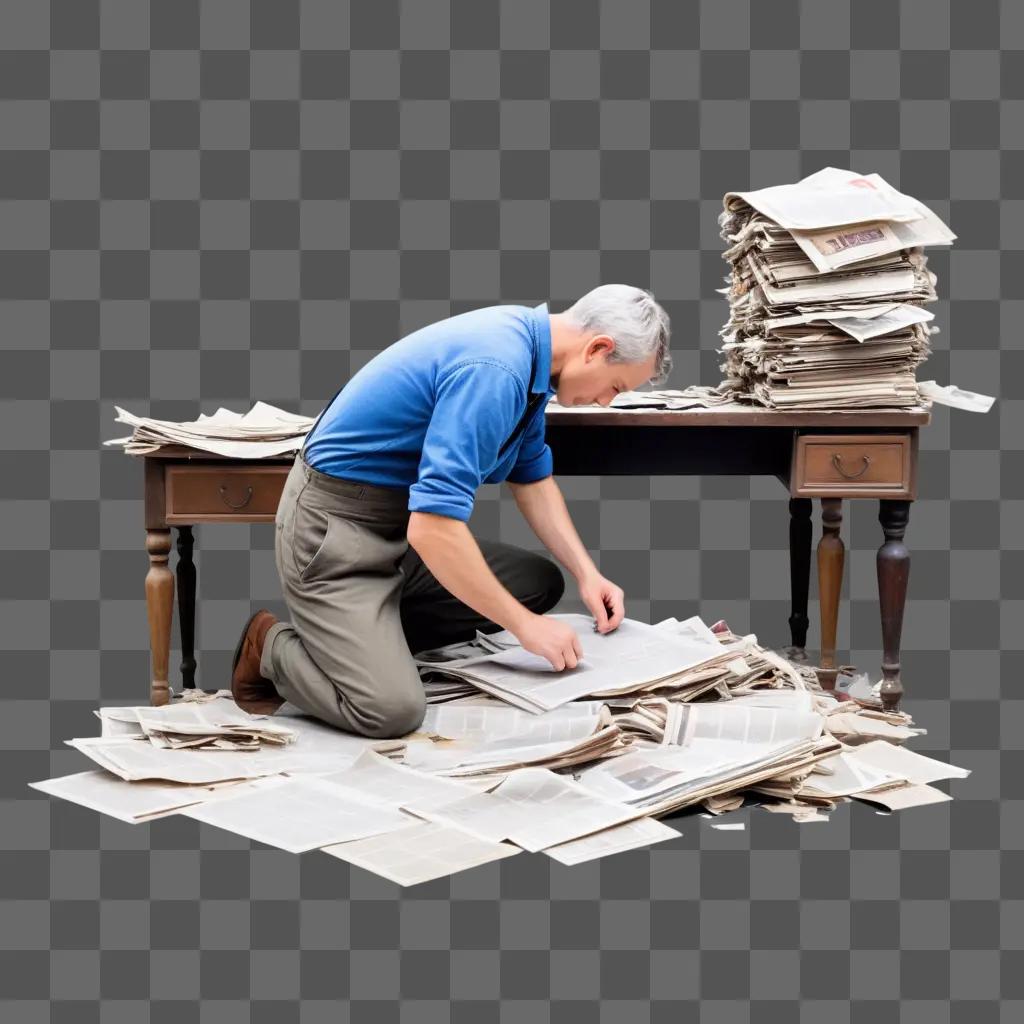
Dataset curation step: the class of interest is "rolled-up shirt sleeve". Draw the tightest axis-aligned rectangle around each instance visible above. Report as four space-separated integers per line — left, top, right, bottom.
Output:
506 397 553 484
408 360 524 522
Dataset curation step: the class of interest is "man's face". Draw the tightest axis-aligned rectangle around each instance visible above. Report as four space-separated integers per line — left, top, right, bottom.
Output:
554 336 659 407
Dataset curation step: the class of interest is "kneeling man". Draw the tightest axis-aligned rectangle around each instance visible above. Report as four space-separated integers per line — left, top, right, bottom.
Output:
231 284 672 737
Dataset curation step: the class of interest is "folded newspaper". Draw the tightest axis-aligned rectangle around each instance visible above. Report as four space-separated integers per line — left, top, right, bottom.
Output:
715 167 992 415
413 613 816 714
32 614 969 885
104 401 314 458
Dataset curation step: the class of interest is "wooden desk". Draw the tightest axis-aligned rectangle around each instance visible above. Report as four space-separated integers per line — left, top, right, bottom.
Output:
142 406 929 711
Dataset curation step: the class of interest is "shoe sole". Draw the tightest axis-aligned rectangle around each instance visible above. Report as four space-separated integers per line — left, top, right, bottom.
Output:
232 609 265 678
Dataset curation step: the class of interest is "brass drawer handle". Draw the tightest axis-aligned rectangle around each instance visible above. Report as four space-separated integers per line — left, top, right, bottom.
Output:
831 453 871 479
219 484 253 510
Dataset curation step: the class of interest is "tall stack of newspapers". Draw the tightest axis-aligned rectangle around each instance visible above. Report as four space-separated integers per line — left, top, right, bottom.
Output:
717 167 956 410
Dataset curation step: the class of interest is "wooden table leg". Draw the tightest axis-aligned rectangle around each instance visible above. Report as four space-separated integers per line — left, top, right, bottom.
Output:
145 528 174 706
786 497 812 662
176 525 196 689
877 499 911 712
816 498 844 691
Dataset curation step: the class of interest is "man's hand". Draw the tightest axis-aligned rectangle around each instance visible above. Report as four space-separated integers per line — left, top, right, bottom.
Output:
578 572 625 634
513 613 583 671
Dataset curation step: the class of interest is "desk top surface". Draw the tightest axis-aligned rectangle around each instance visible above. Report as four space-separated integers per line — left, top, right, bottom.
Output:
542 404 931 427
139 405 931 461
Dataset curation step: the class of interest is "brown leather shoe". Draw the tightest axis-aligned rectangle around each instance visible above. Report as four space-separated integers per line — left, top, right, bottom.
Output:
231 609 284 715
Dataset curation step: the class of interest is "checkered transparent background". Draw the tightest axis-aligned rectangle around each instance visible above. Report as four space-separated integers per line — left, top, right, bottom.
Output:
1 0 1021 1019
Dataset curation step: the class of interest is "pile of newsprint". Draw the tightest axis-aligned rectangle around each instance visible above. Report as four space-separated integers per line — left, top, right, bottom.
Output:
104 401 314 458
715 166 991 413
33 614 969 886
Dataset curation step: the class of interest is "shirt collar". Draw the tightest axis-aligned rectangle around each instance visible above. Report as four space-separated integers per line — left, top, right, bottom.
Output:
530 303 553 395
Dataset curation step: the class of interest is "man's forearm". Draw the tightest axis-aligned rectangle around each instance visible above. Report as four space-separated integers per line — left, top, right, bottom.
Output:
507 476 599 582
406 512 534 635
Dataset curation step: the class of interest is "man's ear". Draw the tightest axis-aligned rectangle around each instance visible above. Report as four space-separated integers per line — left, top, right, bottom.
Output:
586 334 615 361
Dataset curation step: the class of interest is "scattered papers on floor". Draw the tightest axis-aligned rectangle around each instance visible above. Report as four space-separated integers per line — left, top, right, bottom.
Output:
104 401 313 458
34 614 970 885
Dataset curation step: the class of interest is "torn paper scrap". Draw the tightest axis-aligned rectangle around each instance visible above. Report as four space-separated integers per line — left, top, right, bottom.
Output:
917 380 995 413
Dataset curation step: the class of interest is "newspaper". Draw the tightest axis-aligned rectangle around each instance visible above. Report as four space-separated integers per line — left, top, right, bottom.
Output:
917 380 995 413
842 739 970 786
67 736 281 784
182 774 412 853
33 615 971 881
27 770 266 823
576 701 829 815
546 385 739 412
544 816 679 866
129 700 296 750
717 167 961 410
416 614 733 713
401 700 626 775
68 710 395 783
321 820 520 886
104 401 313 458
852 782 952 811
796 750 907 800
406 767 643 853
318 749 496 807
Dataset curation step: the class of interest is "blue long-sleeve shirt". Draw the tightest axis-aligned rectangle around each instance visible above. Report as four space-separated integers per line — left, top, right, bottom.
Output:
302 303 555 522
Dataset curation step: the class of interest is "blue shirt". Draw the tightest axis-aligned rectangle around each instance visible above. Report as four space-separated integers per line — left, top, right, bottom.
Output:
303 303 555 522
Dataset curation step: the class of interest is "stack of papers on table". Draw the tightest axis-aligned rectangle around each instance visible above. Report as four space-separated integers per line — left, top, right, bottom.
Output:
104 401 314 458
546 385 740 412
716 167 953 410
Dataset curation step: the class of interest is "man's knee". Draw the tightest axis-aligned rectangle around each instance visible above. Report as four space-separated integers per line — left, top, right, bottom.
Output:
358 686 426 739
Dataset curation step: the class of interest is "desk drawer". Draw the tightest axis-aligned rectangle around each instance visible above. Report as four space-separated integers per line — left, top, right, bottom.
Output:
165 464 290 522
791 433 915 498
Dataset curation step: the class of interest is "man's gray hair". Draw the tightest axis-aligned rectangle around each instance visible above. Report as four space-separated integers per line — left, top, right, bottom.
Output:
563 284 672 386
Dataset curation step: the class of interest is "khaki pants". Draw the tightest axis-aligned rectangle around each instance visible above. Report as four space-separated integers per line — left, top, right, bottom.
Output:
260 453 565 737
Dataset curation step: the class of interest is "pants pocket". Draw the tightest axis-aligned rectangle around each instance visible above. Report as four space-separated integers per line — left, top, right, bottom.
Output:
292 503 364 584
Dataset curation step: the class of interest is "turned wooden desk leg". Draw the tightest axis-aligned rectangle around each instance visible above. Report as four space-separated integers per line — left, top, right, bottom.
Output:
816 498 845 691
787 498 812 661
877 500 911 712
176 525 196 689
145 528 174 706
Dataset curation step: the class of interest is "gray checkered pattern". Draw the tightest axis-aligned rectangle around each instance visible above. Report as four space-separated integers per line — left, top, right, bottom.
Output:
1 0 1020 1018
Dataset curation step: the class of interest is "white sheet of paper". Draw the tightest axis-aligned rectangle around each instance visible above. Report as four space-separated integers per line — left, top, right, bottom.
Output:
28 770 262 823
182 775 412 852
321 820 520 886
67 736 277 784
853 782 952 811
318 749 489 809
544 816 678 865
408 767 640 853
846 741 970 786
